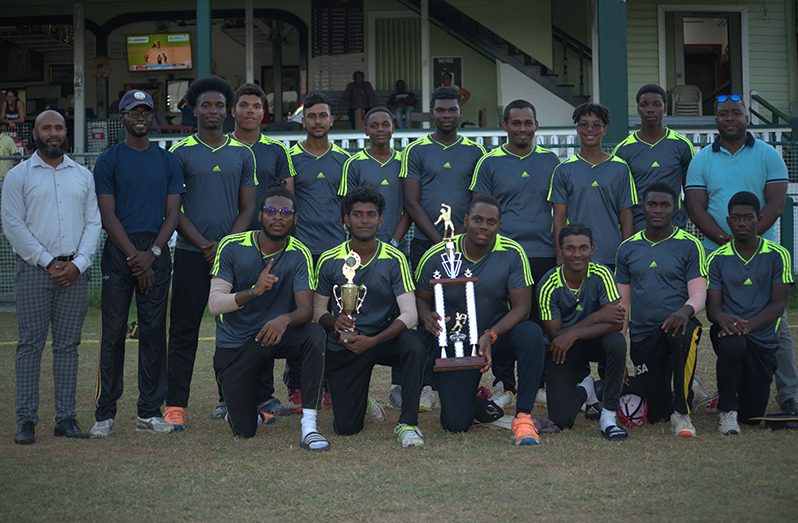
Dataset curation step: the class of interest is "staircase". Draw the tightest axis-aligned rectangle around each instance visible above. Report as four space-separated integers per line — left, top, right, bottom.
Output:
396 0 591 107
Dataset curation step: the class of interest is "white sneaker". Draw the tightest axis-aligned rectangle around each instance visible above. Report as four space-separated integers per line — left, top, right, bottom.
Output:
365 396 386 422
535 388 547 408
90 418 114 438
489 382 515 410
671 412 697 438
718 410 740 435
136 416 175 434
388 385 402 409
395 423 424 447
419 385 438 412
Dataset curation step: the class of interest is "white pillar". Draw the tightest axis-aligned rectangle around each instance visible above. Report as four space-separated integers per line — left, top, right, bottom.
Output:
245 0 254 83
73 2 85 153
420 0 431 129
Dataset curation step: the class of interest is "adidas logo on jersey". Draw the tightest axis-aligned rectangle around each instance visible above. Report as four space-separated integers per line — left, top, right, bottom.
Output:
212 165 221 172
743 278 753 285
649 260 658 268
521 171 530 178
591 180 599 187
443 162 452 169
575 304 583 311
651 161 660 168
316 172 325 179
380 179 390 185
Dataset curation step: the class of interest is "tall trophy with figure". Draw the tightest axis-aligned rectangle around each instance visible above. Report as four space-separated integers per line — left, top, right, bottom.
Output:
430 204 485 371
332 251 368 342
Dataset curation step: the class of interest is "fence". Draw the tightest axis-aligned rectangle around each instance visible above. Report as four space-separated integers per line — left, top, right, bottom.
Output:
1 132 797 304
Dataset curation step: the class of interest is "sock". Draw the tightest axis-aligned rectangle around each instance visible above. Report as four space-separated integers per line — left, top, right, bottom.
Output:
600 408 617 432
301 409 327 450
579 376 598 404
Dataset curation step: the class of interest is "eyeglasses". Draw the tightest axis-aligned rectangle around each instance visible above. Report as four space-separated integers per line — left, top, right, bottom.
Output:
716 94 742 103
576 121 605 131
124 109 153 118
262 206 295 217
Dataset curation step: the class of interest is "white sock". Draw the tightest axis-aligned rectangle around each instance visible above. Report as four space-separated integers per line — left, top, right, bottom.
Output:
578 376 598 410
600 408 617 432
301 409 327 450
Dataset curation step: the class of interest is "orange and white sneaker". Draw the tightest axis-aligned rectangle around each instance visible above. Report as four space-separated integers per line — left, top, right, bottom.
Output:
163 406 186 431
511 412 541 446
288 389 303 415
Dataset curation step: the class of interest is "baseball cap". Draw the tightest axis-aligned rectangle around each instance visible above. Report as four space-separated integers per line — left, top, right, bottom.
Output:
119 90 154 112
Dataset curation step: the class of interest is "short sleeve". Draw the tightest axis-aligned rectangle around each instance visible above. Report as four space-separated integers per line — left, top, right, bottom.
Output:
241 148 256 188
763 144 788 183
619 163 637 207
165 151 186 194
315 258 334 297
291 252 312 292
614 245 631 285
399 142 423 180
469 157 492 193
538 284 560 321
593 264 619 305
683 241 704 281
276 143 296 179
707 255 722 291
93 149 115 195
680 140 695 177
685 151 706 190
547 164 569 205
508 249 532 289
414 253 436 292
391 256 415 296
771 248 795 286
338 157 356 196
210 241 236 284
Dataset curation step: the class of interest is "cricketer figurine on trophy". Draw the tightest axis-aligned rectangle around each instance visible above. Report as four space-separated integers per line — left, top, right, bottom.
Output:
332 251 368 342
430 204 485 371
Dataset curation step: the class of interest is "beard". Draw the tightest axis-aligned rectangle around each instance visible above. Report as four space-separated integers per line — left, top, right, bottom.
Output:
261 226 291 242
34 135 69 158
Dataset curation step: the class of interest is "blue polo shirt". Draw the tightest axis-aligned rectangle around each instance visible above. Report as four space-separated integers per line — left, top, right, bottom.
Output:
685 132 788 250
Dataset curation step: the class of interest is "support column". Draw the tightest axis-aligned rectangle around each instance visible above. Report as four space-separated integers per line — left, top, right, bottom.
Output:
272 20 283 123
597 0 628 144
420 0 431 129
73 2 86 153
245 0 254 83
196 0 212 78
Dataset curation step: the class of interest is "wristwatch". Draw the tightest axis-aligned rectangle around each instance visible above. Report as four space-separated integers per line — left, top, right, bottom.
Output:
150 245 162 258
389 239 400 248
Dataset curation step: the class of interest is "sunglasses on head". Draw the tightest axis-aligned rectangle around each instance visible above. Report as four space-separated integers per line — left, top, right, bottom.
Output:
262 206 295 217
716 94 742 103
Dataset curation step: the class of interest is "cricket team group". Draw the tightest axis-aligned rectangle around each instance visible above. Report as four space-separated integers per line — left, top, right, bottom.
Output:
4 75 796 450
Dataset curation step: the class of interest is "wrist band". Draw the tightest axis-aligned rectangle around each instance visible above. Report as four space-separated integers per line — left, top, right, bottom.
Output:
250 285 256 299
485 329 498 345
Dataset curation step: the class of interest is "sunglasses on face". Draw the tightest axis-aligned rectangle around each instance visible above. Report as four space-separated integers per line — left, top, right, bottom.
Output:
716 94 742 103
262 206 295 217
576 121 605 131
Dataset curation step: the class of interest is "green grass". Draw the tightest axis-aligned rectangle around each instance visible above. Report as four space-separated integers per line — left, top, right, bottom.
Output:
1 309 797 521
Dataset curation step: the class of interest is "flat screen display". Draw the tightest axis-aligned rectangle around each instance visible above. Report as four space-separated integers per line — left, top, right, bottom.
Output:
127 33 192 72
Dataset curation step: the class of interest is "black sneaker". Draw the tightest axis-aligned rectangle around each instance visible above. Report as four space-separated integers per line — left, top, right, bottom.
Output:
14 421 35 445
781 398 798 415
54 418 89 439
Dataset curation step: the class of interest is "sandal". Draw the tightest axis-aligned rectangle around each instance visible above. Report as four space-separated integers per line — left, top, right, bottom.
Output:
602 424 628 441
300 431 331 452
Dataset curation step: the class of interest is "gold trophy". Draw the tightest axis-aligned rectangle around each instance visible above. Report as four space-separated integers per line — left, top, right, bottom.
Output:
332 251 368 342
430 203 484 371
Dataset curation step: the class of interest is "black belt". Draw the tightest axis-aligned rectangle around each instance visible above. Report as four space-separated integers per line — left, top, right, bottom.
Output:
54 254 76 262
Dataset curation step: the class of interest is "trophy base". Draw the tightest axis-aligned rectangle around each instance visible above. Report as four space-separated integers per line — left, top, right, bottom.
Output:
433 355 486 372
337 330 358 343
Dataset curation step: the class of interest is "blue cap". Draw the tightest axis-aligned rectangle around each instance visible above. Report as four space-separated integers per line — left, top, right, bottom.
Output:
119 90 154 112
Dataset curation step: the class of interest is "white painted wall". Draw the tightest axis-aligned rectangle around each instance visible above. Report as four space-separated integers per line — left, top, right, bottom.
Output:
496 62 575 126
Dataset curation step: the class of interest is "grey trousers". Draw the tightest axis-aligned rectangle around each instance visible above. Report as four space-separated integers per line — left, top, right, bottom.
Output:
15 257 89 424
775 311 798 405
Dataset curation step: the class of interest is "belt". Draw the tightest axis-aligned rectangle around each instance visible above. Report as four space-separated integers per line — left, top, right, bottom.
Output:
54 254 76 262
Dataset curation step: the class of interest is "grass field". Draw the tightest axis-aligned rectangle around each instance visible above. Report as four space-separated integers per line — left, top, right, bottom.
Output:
1 308 797 522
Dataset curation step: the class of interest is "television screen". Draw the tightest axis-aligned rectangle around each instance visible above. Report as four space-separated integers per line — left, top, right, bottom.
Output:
127 33 192 72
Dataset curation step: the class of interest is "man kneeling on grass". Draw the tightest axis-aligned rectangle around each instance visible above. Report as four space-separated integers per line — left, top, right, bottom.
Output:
538 224 628 440
707 191 794 436
315 187 427 448
207 188 330 451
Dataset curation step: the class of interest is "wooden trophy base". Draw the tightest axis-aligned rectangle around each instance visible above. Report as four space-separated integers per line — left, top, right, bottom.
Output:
434 355 486 372
337 331 358 344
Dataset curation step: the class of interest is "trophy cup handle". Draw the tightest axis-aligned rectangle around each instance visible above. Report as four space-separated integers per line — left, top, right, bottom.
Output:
332 284 343 313
355 284 368 314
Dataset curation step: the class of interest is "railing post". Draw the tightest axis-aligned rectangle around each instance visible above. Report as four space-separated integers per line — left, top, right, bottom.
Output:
781 196 794 262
